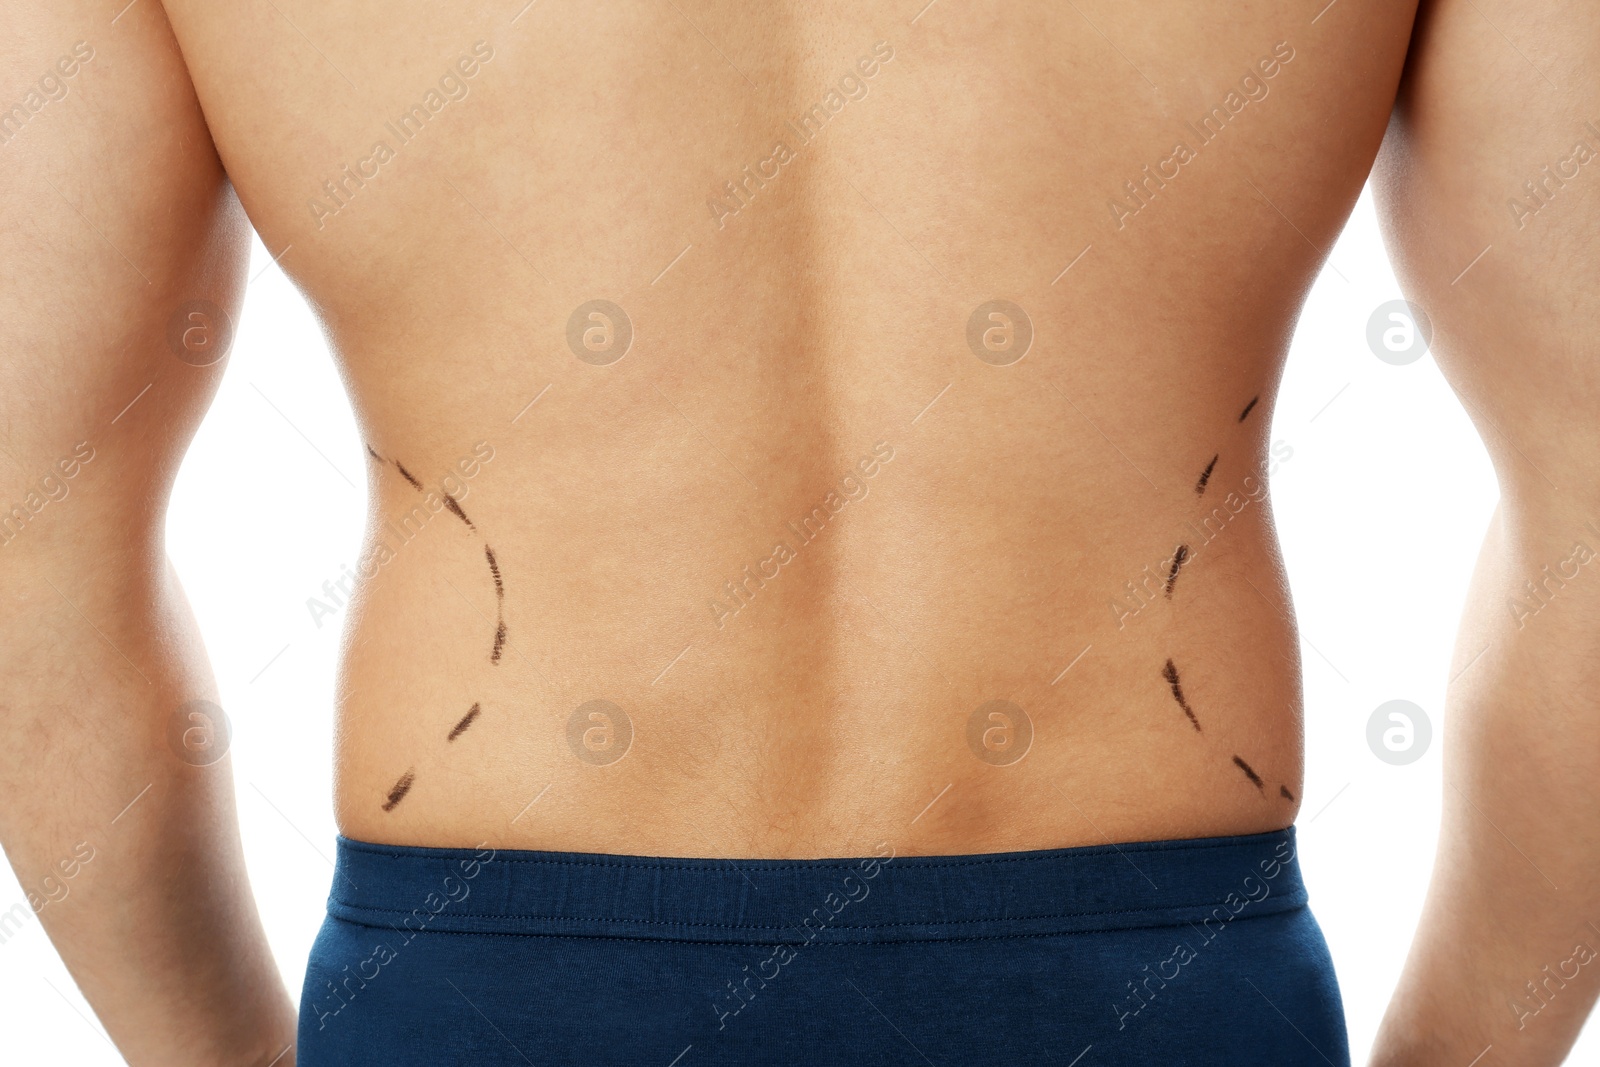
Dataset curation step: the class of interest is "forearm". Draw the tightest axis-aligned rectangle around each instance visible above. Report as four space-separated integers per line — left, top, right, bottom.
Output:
0 532 295 1066
1373 499 1600 1065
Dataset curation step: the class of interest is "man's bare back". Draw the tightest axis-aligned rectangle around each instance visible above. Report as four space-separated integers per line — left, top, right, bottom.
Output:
7 1 1600 1064
147 0 1416 858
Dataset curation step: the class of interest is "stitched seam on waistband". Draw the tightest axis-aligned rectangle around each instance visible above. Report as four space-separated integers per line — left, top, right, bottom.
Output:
336 832 1292 873
326 893 1306 931
322 903 1312 945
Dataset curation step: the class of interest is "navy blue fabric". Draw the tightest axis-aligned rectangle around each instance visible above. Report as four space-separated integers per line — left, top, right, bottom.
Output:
298 828 1347 1065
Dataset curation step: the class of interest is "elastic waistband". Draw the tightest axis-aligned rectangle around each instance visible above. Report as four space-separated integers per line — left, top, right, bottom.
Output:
326 828 1306 945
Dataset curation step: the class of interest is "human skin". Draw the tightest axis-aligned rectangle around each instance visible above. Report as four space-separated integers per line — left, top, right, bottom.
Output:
141 0 1419 858
1368 1 1600 1064
0 7 295 1064
4 0 1595 1063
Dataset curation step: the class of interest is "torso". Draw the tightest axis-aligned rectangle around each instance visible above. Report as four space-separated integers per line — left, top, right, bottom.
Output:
162 0 1418 856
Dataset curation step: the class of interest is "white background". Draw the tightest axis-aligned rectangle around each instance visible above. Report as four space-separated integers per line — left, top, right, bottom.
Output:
0 188 1591 1063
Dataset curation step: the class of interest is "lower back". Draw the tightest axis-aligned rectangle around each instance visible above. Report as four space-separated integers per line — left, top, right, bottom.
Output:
168 0 1416 855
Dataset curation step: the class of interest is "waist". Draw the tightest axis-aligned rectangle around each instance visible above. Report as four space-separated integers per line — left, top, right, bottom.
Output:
332 604 1304 856
333 464 1304 855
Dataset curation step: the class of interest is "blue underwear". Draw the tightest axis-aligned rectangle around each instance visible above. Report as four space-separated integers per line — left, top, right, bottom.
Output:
298 826 1346 1065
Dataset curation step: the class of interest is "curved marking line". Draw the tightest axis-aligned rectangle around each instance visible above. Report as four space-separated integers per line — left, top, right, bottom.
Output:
1232 755 1264 791
444 493 476 530
448 703 482 741
485 545 504 599
485 544 506 663
1239 395 1259 421
1162 659 1202 732
1195 454 1218 495
382 770 416 811
374 452 510 811
1164 544 1190 598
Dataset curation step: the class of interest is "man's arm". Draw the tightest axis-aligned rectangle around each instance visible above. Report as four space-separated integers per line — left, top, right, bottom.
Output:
1372 2 1600 1064
0 2 294 1063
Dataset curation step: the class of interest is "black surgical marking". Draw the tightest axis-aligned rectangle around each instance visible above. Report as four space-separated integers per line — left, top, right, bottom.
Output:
1280 785 1295 801
486 545 507 662
447 703 481 741
378 456 506 772
1238 395 1259 421
1195 454 1218 495
1232 755 1264 791
444 493 475 530
485 545 504 599
1165 544 1190 598
382 770 415 811
1162 658 1202 732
